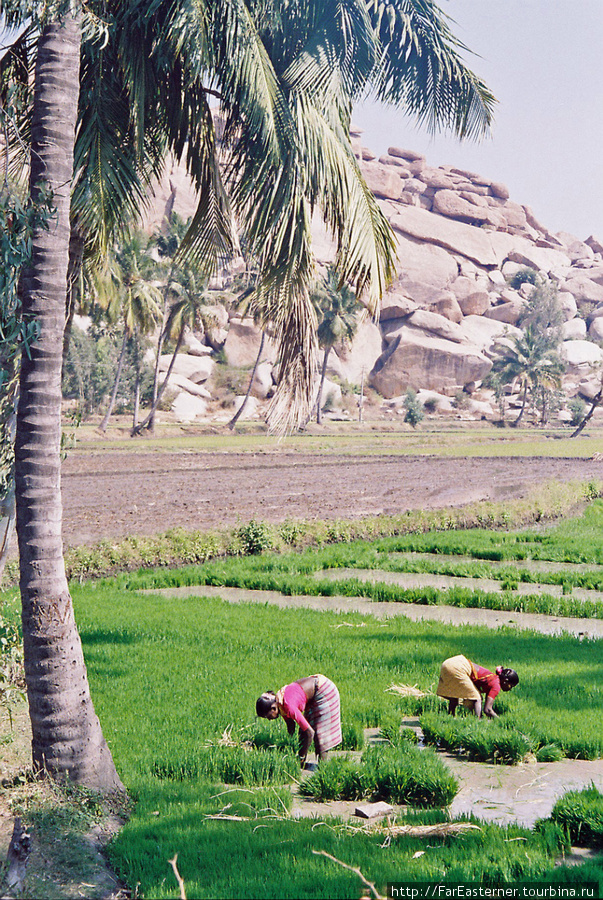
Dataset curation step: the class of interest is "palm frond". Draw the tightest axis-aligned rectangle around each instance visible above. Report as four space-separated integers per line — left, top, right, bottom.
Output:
281 0 376 102
365 0 495 139
297 99 396 314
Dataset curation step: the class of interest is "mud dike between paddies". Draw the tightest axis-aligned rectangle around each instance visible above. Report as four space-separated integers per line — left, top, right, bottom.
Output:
150 582 603 640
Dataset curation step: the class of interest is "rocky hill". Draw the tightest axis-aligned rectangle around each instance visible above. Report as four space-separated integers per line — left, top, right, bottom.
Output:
143 128 603 426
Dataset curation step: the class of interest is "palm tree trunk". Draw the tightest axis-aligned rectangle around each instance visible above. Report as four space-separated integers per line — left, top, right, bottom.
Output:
132 324 185 435
99 329 128 432
62 227 86 375
228 331 265 430
14 12 123 792
358 367 364 423
132 375 141 430
316 347 331 425
571 387 603 438
513 380 528 427
148 290 171 433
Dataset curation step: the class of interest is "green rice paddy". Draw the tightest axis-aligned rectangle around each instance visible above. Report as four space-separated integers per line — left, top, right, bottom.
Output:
5 497 603 896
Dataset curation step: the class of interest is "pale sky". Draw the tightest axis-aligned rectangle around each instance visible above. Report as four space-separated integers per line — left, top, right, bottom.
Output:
354 0 603 242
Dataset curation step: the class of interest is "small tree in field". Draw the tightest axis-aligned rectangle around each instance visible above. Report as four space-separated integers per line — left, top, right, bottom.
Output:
403 389 424 428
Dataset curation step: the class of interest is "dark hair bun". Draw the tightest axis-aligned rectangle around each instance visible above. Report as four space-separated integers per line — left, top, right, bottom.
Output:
501 668 519 687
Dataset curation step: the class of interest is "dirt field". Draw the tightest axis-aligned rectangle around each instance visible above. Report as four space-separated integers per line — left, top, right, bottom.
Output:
60 448 603 547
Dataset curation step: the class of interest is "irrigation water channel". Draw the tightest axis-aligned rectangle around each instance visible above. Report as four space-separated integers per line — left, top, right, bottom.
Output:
149 555 603 831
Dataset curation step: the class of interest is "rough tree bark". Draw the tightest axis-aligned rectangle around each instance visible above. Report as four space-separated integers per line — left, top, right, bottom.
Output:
14 11 123 792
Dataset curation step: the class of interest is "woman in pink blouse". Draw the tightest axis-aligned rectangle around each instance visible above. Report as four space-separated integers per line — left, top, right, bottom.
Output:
256 674 342 767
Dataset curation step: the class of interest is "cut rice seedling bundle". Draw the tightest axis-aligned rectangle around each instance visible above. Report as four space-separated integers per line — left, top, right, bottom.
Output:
386 683 428 699
419 713 534 765
363 820 482 840
547 786 603 847
299 743 458 807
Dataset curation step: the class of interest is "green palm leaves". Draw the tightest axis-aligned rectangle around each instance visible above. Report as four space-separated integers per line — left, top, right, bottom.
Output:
489 325 564 427
3 0 496 433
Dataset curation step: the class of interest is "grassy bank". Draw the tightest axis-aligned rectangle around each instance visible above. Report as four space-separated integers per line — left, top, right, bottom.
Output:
112 497 603 623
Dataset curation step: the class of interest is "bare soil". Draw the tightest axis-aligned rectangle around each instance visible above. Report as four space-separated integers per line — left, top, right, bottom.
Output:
60 449 603 548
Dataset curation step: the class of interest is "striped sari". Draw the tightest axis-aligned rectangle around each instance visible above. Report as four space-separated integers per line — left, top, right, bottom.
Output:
305 674 342 752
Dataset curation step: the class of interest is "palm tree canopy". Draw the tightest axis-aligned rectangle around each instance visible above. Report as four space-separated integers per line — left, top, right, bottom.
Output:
92 234 163 335
490 326 565 392
2 0 495 430
313 268 361 350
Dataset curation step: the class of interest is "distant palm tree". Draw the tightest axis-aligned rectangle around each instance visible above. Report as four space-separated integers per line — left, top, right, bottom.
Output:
132 273 209 435
147 215 199 432
95 236 163 432
312 270 360 425
489 326 565 427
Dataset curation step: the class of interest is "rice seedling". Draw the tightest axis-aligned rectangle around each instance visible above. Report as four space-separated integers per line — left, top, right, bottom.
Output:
299 744 458 807
547 786 603 847
298 756 371 801
419 713 535 765
364 744 458 807
340 721 365 750
151 745 299 786
536 743 565 762
378 722 419 747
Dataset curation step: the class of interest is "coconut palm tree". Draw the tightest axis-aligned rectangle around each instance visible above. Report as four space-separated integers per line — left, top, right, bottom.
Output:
489 326 565 427
2 0 494 791
312 269 361 425
4 0 495 431
132 272 209 435
95 236 163 432
146 214 201 432
12 9 123 792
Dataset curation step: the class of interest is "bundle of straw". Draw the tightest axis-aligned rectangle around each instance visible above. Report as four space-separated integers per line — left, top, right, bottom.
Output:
385 683 430 699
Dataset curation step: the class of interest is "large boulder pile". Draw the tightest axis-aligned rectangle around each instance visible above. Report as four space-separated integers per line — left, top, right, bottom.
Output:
145 131 603 424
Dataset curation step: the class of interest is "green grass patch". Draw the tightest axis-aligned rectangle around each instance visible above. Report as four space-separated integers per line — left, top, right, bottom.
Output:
106 778 579 899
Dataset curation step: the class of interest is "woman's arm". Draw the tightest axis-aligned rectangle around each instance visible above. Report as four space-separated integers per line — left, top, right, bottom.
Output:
483 696 498 718
299 726 315 766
